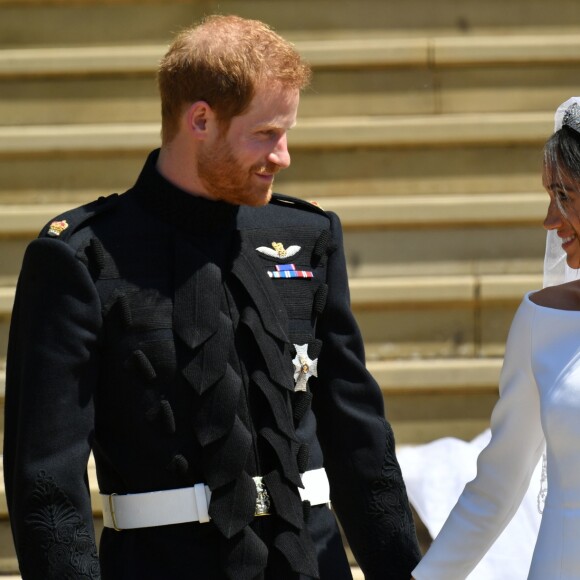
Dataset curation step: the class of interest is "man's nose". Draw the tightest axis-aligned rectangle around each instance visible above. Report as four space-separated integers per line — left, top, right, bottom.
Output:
268 134 291 169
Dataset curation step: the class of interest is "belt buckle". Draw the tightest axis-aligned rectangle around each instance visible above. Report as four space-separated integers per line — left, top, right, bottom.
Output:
108 493 122 532
253 476 271 516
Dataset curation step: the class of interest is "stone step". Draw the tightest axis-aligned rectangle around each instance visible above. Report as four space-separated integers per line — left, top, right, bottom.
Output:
350 274 541 308
0 218 546 291
0 112 551 202
355 275 540 360
2 33 579 76
0 112 553 154
0 189 548 277
0 191 547 233
1 0 580 48
1 34 578 125
0 142 546 203
2 65 577 126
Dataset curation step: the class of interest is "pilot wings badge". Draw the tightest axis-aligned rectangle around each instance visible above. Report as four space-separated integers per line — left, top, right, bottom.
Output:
256 241 301 259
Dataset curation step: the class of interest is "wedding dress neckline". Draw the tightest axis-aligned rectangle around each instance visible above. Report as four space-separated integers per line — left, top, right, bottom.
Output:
524 290 580 314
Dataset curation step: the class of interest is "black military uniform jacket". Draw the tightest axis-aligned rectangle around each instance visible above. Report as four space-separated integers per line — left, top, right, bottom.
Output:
4 150 420 579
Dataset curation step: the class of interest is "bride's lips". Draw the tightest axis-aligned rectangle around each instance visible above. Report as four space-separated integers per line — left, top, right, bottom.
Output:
561 235 576 250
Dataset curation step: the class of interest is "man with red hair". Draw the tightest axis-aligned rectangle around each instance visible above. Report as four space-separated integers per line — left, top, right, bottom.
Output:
4 15 420 579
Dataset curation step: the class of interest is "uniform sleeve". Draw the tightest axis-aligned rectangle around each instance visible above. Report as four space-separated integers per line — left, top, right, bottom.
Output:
412 300 545 580
3 238 102 579
312 211 421 579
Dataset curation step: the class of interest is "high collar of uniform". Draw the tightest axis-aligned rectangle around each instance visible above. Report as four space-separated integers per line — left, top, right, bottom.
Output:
134 149 239 234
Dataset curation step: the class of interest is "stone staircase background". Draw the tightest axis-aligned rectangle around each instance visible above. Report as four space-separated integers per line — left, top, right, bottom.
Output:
2 0 580 574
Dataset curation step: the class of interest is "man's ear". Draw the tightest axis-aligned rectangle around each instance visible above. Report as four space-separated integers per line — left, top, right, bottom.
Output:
186 101 215 140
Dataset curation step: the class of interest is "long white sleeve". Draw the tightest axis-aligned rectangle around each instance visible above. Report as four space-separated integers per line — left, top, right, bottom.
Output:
412 299 546 579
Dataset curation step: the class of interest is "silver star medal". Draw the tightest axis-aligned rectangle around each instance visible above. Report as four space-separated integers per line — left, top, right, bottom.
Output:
292 344 318 392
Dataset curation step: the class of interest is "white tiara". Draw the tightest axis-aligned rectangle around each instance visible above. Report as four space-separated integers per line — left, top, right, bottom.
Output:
554 97 580 132
563 102 580 133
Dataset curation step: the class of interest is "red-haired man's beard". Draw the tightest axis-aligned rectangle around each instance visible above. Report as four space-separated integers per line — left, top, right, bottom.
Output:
197 139 279 207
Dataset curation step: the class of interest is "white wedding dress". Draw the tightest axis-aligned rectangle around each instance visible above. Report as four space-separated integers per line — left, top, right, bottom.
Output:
413 292 580 580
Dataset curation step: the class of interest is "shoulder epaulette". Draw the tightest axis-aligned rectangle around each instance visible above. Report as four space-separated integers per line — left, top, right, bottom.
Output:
39 193 121 242
270 193 328 217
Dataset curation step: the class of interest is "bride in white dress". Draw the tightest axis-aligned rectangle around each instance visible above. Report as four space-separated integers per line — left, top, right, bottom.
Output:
412 97 580 580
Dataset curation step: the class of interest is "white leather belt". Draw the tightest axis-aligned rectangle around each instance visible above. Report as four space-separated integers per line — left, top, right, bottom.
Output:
101 467 330 531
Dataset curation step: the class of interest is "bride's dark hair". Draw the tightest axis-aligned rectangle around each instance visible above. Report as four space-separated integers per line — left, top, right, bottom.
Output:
543 125 580 195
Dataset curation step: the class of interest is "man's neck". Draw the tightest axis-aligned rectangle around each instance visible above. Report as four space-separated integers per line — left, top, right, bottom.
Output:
156 144 214 200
